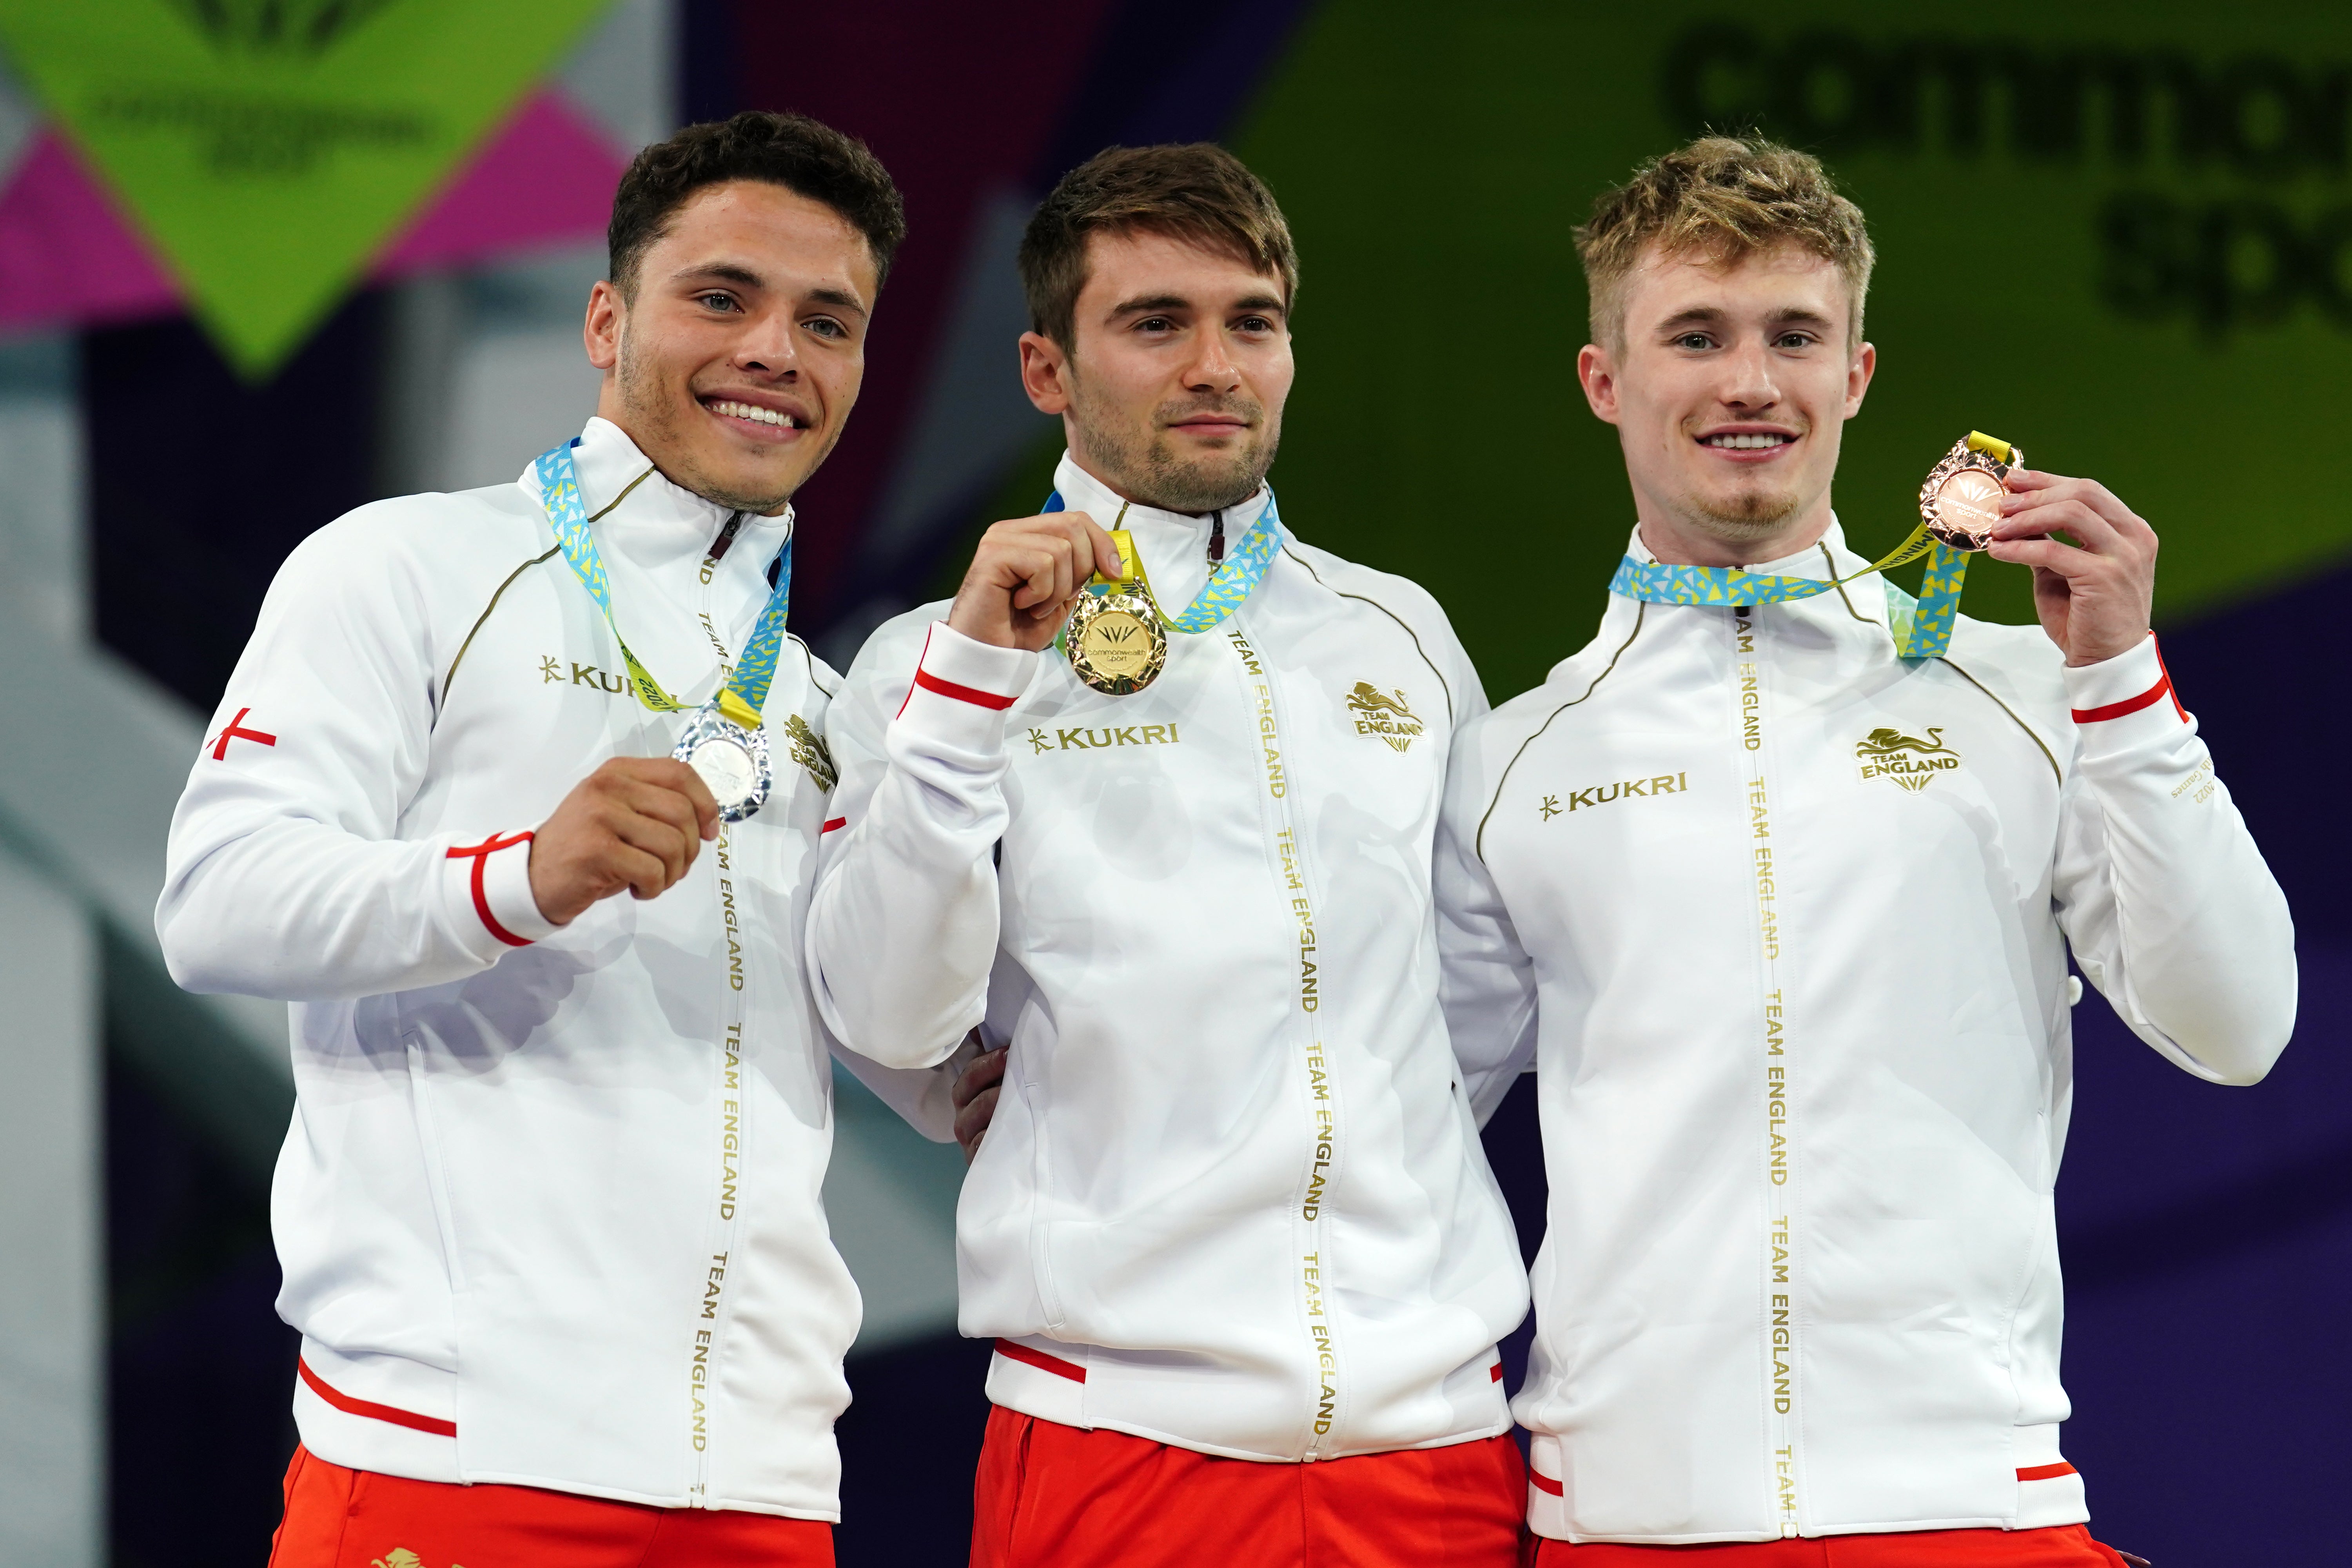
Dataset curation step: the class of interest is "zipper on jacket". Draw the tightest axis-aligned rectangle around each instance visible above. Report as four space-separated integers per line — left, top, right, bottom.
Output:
686 609 753 1505
1228 621 1347 1460
1733 607 1802 1537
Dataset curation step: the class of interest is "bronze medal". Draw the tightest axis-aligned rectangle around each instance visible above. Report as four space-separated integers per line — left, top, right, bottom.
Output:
1066 584 1168 695
1918 435 2022 552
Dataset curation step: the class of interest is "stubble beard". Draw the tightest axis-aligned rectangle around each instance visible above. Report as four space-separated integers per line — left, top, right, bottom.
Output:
1671 480 1805 548
615 330 824 515
1070 374 1279 514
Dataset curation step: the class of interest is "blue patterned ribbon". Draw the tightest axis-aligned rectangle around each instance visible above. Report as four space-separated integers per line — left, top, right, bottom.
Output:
1607 525 1969 659
1044 487 1284 633
535 439 793 729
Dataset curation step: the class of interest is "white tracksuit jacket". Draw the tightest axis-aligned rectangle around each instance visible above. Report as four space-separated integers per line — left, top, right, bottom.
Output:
807 454 1531 1462
1438 522 2296 1543
156 416 953 1518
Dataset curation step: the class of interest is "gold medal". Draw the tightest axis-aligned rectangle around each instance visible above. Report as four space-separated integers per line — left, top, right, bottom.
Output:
1062 511 1172 695
1066 583 1168 694
1918 430 2022 552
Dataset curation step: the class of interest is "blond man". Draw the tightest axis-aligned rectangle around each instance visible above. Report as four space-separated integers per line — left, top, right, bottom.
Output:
1439 137 2292 1564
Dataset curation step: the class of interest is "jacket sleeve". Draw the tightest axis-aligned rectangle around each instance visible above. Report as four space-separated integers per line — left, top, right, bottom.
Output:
2053 634 2296 1085
155 512 560 1002
1436 707 1541 1129
829 1035 978 1145
806 619 1036 1071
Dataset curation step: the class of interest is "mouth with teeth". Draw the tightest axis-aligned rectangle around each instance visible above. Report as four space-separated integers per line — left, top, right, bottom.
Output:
704 397 806 432
1700 432 1795 451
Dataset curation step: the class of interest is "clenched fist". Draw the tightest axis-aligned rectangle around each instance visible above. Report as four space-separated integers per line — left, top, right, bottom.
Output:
946 510 1126 652
528 756 720 926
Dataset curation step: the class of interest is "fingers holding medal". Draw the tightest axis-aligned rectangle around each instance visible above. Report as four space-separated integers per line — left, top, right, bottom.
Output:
948 510 1125 653
1983 467 2159 668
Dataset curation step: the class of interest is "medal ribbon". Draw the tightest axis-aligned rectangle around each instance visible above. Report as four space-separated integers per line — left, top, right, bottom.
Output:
1044 487 1285 634
1608 432 2016 661
534 439 792 730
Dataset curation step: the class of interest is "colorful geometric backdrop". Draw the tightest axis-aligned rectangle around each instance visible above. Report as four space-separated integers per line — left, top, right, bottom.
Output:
12 2 2344 1564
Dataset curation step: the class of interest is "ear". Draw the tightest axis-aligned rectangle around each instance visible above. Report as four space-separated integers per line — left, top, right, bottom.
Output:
1020 330 1073 416
584 279 624 373
1844 340 1877 419
1578 343 1621 425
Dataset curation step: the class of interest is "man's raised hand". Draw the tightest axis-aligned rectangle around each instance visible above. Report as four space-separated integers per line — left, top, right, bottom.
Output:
527 757 720 926
946 510 1125 652
1986 470 2159 668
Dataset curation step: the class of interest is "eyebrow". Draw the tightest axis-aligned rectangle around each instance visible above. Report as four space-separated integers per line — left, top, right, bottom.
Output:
675 261 764 290
1107 290 1289 318
1109 292 1191 317
1652 305 1835 336
671 264 870 319
805 286 870 319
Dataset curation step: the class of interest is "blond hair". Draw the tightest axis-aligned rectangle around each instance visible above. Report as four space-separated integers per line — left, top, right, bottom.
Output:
1574 136 1873 350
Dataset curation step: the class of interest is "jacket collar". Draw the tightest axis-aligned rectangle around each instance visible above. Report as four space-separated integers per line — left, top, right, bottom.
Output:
522 417 794 590
1052 451 1272 613
1624 515 1890 629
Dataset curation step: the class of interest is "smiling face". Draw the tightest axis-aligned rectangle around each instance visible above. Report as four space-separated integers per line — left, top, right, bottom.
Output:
585 180 877 515
1019 229 1294 514
1578 241 1875 567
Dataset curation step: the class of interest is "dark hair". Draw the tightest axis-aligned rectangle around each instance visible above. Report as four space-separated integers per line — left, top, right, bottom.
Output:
607 111 907 298
1019 143 1298 352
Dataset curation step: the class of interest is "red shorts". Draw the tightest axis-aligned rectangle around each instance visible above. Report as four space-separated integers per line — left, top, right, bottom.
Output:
266 1444 833 1568
971 1405 1526 1568
1525 1524 2136 1567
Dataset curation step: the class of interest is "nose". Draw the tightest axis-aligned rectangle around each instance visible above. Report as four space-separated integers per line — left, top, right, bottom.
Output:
1717 338 1780 412
733 306 799 379
1183 325 1242 396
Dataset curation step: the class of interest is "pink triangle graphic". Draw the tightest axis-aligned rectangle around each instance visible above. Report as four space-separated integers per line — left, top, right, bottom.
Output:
0 87 626 337
0 132 181 331
371 89 626 276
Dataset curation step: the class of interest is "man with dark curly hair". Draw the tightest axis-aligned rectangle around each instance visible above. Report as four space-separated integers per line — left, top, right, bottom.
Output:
160 111 944 1566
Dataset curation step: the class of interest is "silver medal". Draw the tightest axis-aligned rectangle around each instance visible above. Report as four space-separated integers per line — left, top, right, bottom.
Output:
673 704 772 822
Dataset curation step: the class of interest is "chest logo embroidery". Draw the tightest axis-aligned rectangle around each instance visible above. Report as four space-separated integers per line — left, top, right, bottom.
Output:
1346 683 1426 751
1024 723 1183 755
1855 726 1962 791
1543 773 1689 818
543 654 630 697
785 713 837 791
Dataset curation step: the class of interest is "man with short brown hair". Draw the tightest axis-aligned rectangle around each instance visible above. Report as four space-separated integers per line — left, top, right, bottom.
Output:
808 143 1529 1568
1440 135 2292 1564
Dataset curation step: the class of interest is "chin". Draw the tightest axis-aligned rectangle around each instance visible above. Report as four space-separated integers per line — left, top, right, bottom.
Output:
1683 487 1802 542
1145 443 1272 514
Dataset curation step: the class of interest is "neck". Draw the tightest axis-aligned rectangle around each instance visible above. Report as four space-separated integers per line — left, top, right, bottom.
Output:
1067 448 1214 518
1634 494 1834 569
592 399 794 518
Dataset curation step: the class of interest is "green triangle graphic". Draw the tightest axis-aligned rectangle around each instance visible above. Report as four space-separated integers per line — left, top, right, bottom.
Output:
0 0 613 377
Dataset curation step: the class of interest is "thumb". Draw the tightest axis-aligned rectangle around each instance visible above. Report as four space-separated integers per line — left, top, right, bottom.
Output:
1084 519 1125 582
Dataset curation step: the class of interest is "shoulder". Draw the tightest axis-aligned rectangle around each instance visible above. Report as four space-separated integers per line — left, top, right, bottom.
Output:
261 484 550 625
1943 614 2069 715
272 483 550 599
1278 538 1481 706
1280 538 1453 633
